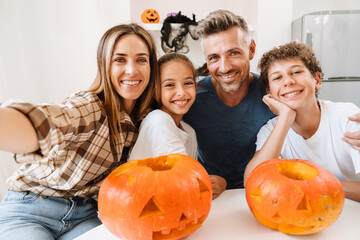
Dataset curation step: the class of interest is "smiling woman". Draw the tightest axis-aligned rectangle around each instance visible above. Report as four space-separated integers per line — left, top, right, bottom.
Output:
0 23 159 240
109 34 151 113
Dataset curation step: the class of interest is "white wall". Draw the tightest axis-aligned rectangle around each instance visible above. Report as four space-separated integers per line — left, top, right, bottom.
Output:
0 0 130 103
130 0 258 26
256 0 293 72
0 0 131 199
1 0 359 199
130 0 360 73
129 0 258 70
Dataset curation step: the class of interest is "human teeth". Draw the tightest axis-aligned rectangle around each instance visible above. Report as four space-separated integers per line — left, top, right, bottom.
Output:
283 91 301 97
222 73 236 79
122 80 140 85
173 100 188 106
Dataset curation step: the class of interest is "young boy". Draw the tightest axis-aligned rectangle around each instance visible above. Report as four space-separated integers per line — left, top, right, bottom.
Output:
244 42 360 202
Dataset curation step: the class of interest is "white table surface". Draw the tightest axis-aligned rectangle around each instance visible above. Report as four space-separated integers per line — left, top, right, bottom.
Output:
75 189 360 240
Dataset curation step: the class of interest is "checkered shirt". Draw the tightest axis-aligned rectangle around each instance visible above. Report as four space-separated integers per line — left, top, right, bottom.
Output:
1 91 142 199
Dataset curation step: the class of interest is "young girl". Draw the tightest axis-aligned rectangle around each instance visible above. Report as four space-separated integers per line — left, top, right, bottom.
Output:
0 23 158 239
244 42 360 202
129 53 197 160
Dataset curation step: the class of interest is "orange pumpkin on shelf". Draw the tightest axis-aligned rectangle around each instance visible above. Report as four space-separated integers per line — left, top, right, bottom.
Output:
245 158 344 235
98 154 212 240
141 9 160 24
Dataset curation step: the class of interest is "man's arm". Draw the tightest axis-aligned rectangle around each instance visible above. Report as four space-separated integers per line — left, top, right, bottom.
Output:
343 113 360 151
243 94 296 184
0 108 39 153
210 175 227 199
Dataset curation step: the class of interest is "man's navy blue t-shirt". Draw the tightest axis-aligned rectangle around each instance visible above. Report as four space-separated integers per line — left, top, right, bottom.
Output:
183 73 275 188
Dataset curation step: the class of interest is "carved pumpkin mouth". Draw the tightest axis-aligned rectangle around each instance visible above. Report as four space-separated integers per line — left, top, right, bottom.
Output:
152 215 207 240
253 212 316 235
146 17 158 23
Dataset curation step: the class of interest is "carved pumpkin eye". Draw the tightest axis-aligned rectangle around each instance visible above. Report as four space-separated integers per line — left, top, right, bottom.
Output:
141 9 160 24
98 154 212 240
245 158 345 235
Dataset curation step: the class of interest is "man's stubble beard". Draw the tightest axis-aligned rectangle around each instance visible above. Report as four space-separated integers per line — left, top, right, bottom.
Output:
217 77 245 93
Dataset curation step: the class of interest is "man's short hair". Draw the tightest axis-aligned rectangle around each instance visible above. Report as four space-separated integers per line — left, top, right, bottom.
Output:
196 10 249 38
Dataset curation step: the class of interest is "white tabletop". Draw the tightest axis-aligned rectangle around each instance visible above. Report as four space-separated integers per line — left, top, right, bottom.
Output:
76 189 360 240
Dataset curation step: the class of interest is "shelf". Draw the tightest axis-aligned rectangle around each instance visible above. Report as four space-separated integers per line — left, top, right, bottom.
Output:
141 23 256 33
140 23 162 31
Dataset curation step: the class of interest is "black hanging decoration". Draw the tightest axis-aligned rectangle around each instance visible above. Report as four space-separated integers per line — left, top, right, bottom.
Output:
160 11 199 54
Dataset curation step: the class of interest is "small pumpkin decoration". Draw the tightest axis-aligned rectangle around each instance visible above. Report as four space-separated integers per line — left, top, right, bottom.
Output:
245 158 344 235
98 154 212 240
141 9 160 24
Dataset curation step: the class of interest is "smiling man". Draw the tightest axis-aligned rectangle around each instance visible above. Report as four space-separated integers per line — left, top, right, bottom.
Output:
183 10 360 200
183 10 275 199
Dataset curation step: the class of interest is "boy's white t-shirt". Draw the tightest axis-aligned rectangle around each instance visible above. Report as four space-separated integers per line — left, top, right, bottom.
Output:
256 100 360 181
129 109 197 161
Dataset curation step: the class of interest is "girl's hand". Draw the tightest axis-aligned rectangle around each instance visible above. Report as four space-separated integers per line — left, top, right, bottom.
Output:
262 94 296 123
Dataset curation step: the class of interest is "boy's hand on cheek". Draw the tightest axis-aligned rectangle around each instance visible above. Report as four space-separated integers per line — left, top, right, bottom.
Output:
262 94 296 121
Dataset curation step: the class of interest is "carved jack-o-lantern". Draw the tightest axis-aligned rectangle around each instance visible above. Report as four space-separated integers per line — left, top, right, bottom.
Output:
98 154 212 240
141 9 160 24
245 158 345 235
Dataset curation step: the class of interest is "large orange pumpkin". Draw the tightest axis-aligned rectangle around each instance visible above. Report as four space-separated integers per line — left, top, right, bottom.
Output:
245 158 344 235
141 9 160 24
98 154 212 240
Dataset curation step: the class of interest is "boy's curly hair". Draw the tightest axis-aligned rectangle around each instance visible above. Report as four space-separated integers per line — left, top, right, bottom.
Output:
258 42 323 97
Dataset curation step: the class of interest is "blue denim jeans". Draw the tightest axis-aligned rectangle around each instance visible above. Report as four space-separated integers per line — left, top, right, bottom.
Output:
0 190 102 240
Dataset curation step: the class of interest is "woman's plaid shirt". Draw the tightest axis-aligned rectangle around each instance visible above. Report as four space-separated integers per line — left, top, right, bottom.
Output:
1 91 140 199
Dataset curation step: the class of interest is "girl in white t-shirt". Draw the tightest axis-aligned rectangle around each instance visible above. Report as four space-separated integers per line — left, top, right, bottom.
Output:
244 42 360 202
129 53 198 160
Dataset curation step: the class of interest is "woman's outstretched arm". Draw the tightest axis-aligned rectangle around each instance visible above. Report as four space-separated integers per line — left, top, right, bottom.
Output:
0 107 39 153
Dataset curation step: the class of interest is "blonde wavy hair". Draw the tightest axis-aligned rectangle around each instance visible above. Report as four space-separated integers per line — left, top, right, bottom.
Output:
89 24 158 145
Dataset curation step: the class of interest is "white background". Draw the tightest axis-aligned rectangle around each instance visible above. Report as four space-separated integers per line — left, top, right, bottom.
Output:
1 0 359 199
